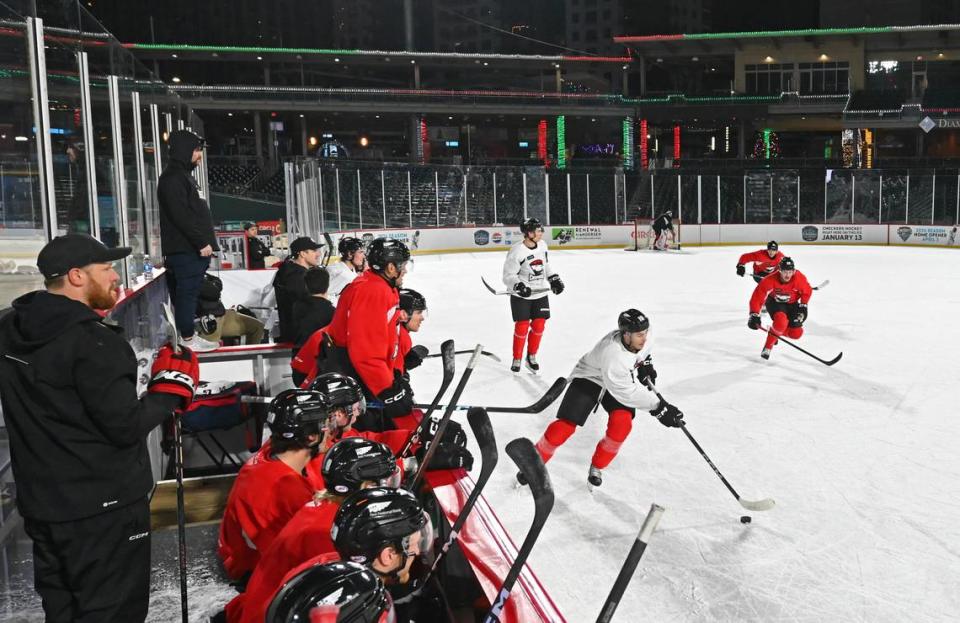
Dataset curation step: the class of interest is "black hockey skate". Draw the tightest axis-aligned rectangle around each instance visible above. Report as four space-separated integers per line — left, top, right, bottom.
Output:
588 465 603 487
525 354 540 374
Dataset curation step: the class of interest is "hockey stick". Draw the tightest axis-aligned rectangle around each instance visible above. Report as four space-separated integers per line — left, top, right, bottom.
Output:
482 438 554 623
646 380 775 512
322 232 334 267
422 407 498 582
761 325 842 366
161 303 190 623
425 349 502 363
410 345 483 490
812 279 829 291
396 339 456 460
481 276 550 297
413 376 567 414
595 503 665 623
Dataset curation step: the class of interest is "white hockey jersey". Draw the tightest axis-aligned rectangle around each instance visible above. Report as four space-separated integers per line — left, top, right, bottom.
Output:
569 330 659 411
326 261 358 304
501 240 555 298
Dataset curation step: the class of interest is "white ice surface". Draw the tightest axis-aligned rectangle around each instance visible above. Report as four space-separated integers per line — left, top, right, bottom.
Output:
404 246 960 622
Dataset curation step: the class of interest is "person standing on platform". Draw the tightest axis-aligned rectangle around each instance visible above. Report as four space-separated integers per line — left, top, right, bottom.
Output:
158 129 219 351
0 234 201 623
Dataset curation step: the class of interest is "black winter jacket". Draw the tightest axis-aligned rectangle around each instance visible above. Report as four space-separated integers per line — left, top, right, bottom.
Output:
158 132 219 256
0 291 180 522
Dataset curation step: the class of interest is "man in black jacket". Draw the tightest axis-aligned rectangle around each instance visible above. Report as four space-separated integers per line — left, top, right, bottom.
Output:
244 222 271 269
272 236 322 343
158 130 219 350
0 234 201 623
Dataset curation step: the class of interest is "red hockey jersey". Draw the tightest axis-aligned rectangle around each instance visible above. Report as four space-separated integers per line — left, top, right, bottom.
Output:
217 452 315 579
226 499 341 623
738 249 784 277
304 427 412 491
749 270 812 313
394 326 412 375
325 271 401 395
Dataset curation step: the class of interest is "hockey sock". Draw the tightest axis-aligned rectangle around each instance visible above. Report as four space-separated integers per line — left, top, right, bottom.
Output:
766 312 789 349
591 409 633 469
512 320 531 360
535 419 576 464
527 318 547 355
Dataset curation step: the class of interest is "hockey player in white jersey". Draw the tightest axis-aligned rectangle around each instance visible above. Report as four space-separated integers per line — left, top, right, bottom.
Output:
326 236 365 303
501 218 564 373
519 309 685 487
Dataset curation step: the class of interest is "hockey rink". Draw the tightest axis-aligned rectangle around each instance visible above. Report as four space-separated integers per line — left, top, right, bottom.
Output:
405 245 960 622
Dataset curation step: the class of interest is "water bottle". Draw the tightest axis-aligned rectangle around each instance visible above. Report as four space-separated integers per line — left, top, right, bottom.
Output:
143 255 154 281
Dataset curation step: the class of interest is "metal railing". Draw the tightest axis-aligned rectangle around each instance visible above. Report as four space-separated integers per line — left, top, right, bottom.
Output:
285 158 960 240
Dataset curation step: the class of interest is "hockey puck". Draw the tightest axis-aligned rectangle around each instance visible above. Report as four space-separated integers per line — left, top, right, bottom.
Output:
740 515 752 524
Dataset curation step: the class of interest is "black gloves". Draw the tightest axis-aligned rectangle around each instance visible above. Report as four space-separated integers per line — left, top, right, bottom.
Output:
377 374 413 419
650 401 685 428
405 345 428 371
549 274 564 295
792 303 808 327
636 355 657 387
513 282 532 298
748 313 762 330
417 417 473 471
736 264 746 277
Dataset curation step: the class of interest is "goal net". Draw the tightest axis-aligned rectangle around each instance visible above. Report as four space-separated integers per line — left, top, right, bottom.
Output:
624 218 678 251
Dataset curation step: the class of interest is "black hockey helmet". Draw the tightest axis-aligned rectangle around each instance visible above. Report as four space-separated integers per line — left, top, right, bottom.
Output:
779 256 795 271
338 236 364 259
310 373 366 415
767 240 779 252
265 560 394 623
398 288 427 315
618 308 650 334
366 238 410 273
520 218 543 235
331 488 431 570
322 438 399 495
269 389 330 444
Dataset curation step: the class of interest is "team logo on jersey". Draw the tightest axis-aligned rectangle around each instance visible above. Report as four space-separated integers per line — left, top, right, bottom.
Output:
801 226 819 242
530 258 544 276
897 226 912 242
474 230 490 246
774 292 791 303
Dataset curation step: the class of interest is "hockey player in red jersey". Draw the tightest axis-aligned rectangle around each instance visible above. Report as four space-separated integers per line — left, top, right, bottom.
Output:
748 256 812 360
395 288 428 377
737 241 784 283
502 218 564 374
263 561 394 623
323 238 412 429
218 390 327 580
520 309 685 488
225 437 399 623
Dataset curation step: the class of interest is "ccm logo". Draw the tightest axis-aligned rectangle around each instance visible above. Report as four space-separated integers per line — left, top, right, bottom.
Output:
128 532 149 542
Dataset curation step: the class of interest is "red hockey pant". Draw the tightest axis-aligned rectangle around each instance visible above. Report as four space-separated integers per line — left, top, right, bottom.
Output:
765 311 803 349
512 318 547 360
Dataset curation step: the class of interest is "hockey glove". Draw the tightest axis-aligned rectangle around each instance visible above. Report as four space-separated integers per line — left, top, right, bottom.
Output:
650 401 684 428
421 417 468 448
736 264 746 277
513 282 532 298
148 344 200 408
404 345 428 371
636 355 657 386
417 442 474 471
377 374 414 420
748 313 762 330
548 274 565 295
791 303 808 327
